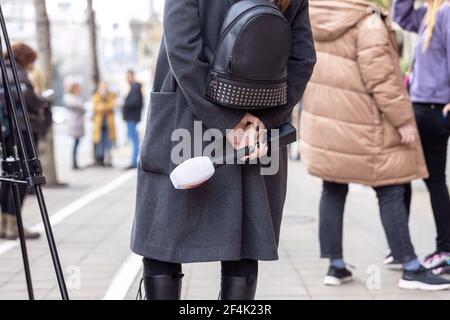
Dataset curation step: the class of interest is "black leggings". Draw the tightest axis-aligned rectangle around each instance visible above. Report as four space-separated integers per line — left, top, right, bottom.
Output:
143 258 258 278
414 103 450 252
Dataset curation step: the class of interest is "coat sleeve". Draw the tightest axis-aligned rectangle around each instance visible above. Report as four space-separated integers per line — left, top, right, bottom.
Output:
356 15 414 128
393 0 427 33
65 97 85 115
257 0 316 129
20 73 47 118
163 0 245 134
92 95 104 113
105 94 116 112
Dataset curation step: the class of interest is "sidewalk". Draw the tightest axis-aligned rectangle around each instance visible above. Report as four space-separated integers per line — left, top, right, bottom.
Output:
0 124 449 299
126 162 450 300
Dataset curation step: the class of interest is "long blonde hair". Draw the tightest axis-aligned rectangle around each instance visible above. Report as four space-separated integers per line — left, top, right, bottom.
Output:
274 0 292 12
423 0 446 49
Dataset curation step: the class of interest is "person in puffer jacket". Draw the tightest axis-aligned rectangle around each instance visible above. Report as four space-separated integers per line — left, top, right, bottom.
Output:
300 0 450 291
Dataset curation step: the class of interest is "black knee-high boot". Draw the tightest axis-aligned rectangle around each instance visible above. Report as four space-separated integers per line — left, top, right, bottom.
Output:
220 275 258 300
142 258 183 300
144 273 184 300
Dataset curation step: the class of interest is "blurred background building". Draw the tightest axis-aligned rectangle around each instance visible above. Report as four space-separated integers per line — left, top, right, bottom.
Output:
2 0 163 103
1 0 164 186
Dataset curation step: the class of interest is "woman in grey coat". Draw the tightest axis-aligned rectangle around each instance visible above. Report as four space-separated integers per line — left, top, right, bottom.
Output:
64 82 86 170
131 0 316 300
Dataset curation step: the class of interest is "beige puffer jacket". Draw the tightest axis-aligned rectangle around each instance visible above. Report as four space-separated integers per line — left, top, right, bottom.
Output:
300 0 428 187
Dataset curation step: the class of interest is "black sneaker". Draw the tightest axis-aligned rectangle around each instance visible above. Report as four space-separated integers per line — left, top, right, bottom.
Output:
324 266 354 286
399 266 450 291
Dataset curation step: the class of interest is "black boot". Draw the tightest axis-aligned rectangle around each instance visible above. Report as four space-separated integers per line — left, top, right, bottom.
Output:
144 274 184 300
220 275 257 300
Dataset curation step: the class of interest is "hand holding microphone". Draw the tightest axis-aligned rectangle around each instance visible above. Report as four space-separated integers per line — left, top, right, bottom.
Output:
170 122 297 190
227 113 268 160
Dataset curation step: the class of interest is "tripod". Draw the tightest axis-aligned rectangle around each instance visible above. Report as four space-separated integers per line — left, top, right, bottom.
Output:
0 5 69 300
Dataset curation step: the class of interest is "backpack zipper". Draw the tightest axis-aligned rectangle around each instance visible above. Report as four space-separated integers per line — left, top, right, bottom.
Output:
212 71 287 84
228 56 234 74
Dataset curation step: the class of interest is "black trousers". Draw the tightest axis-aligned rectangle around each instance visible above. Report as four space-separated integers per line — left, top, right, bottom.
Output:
414 103 450 252
0 132 38 216
319 182 417 264
0 184 28 216
143 258 258 278
73 138 80 166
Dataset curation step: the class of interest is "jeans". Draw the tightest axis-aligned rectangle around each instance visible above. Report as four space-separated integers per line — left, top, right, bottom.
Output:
73 138 80 167
95 124 112 165
414 103 450 252
319 181 417 263
127 121 140 167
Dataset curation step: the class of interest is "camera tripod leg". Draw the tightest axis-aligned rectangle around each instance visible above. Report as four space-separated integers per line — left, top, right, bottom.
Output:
35 186 69 300
0 4 69 300
10 184 35 300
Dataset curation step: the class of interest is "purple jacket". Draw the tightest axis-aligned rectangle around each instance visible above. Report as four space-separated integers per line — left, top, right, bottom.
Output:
394 0 450 105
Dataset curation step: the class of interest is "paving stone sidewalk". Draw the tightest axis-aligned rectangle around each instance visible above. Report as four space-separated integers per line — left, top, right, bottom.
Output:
0 122 449 300
126 161 450 300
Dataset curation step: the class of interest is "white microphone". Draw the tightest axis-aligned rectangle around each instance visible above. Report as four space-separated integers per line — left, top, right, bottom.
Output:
170 123 297 190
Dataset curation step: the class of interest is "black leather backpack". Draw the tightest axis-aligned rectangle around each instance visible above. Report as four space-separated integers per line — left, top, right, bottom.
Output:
207 0 291 110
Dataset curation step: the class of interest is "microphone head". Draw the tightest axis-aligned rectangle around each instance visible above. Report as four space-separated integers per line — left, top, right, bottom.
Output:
170 156 216 190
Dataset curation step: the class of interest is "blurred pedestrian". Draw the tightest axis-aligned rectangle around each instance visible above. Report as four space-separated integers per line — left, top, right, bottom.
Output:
300 0 450 290
92 82 116 167
0 43 47 240
394 0 450 274
64 81 86 170
122 70 143 170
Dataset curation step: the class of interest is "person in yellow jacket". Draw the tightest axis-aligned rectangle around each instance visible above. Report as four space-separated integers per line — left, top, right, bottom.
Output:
92 82 116 167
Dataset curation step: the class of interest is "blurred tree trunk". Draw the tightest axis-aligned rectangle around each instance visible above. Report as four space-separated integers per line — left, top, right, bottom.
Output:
87 0 100 90
34 0 60 186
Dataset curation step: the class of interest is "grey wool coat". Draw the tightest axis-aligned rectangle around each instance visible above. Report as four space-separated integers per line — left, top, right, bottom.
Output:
131 0 316 263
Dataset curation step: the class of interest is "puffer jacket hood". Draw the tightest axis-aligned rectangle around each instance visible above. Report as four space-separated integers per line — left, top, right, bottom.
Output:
310 0 387 41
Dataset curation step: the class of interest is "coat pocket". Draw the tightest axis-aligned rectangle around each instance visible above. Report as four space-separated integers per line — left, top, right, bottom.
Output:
140 92 177 175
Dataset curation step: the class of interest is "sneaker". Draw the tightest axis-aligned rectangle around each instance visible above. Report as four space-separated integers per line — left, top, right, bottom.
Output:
399 266 450 291
422 251 450 270
324 266 354 286
431 257 450 276
384 253 403 270
433 266 450 276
